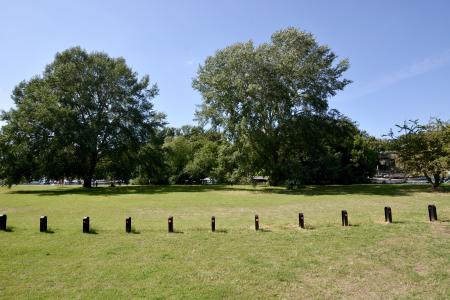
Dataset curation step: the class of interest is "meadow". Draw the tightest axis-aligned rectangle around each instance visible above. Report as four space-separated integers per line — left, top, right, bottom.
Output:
0 184 449 299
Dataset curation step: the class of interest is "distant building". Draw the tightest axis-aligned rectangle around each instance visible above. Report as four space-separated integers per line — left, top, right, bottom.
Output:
201 177 216 185
252 176 268 184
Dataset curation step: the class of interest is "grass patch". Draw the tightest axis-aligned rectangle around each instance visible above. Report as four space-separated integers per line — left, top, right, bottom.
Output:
129 227 140 234
0 184 449 298
86 227 98 234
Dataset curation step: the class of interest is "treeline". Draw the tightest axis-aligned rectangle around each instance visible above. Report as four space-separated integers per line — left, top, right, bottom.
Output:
135 117 380 186
0 28 389 187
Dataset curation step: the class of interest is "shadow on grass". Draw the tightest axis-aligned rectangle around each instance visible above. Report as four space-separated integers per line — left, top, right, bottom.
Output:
2 226 14 232
129 228 140 234
348 224 360 227
7 183 449 197
43 229 55 234
391 221 407 224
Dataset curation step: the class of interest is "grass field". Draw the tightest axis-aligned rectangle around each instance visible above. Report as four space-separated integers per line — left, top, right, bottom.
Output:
0 184 449 299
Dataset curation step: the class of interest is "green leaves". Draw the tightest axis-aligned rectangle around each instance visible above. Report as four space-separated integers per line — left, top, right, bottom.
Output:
162 126 227 184
392 119 450 187
0 47 163 187
193 28 355 185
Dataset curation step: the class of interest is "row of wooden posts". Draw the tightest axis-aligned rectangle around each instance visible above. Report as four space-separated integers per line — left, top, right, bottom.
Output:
0 205 440 233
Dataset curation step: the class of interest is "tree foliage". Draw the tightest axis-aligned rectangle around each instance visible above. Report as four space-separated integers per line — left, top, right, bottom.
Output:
0 31 391 188
274 110 378 186
391 119 450 188
162 126 227 184
192 27 377 185
0 47 164 187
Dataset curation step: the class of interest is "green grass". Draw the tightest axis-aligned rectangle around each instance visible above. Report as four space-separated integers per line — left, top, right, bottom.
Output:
0 184 449 299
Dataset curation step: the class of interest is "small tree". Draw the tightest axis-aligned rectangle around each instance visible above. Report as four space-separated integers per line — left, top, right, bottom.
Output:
392 119 450 189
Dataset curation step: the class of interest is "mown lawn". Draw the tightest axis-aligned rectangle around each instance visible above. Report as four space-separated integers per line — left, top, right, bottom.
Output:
0 184 449 299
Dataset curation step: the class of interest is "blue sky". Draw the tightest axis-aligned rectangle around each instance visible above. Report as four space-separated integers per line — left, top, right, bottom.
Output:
1 0 449 137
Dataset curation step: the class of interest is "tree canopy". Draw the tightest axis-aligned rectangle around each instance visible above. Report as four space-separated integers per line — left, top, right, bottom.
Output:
192 27 377 185
3 29 441 188
390 119 450 188
0 47 164 187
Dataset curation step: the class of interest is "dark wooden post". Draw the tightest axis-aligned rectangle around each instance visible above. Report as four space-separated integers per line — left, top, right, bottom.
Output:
384 207 392 223
40 216 47 232
255 214 259 231
384 207 388 222
341 210 348 226
0 214 6 231
168 216 174 233
432 205 438 221
299 213 305 229
125 217 131 233
211 216 215 232
83 216 90 233
387 207 392 223
428 205 435 222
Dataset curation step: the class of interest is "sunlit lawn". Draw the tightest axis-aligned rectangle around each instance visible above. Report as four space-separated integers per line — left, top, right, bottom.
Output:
0 184 449 299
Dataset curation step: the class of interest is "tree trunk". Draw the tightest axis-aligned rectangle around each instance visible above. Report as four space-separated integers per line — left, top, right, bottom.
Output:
269 177 280 186
425 172 442 189
432 173 441 189
82 152 97 188
424 172 433 186
268 147 282 186
269 167 283 186
83 177 92 188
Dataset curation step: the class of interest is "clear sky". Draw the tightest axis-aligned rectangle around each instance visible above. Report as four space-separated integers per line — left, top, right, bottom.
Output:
1 0 449 137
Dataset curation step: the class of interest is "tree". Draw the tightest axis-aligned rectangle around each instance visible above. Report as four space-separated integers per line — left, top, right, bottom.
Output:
162 126 224 184
134 142 168 185
163 135 195 184
212 142 248 184
0 47 164 187
193 28 351 185
391 119 450 189
277 110 377 186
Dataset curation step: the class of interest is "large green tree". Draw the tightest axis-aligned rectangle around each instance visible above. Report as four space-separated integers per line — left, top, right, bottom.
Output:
193 28 351 185
277 110 378 186
0 47 164 187
391 119 450 188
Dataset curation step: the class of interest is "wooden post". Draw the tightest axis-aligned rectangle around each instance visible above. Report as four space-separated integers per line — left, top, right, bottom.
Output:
125 217 131 233
40 216 47 232
387 207 392 223
255 214 259 231
168 216 174 233
0 214 6 231
384 207 392 223
83 216 90 233
211 216 215 232
428 205 435 222
341 210 348 226
432 205 438 221
299 213 305 229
